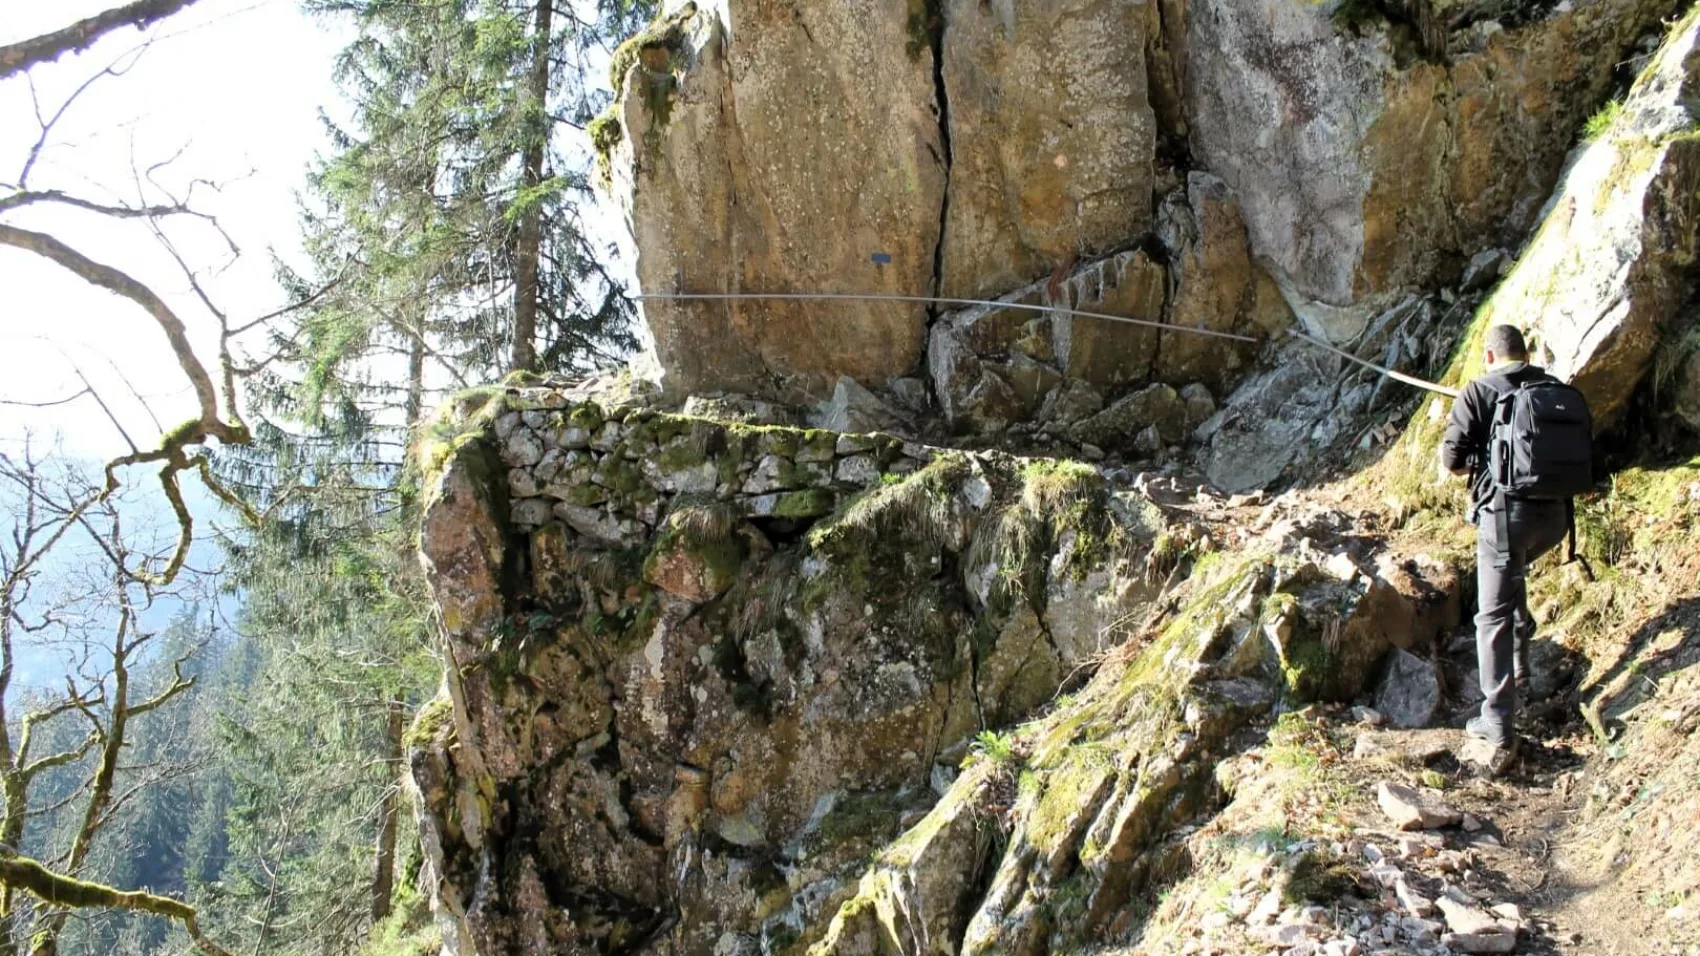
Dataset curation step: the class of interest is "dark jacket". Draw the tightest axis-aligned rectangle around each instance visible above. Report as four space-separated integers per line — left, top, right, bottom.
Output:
1441 362 1560 520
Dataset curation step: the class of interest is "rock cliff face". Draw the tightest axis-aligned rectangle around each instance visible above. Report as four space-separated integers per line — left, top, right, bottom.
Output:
1479 7 1700 427
609 0 1679 425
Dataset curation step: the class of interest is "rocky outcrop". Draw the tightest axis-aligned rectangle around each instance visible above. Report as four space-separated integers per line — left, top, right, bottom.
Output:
406 4 1700 954
409 379 1193 955
408 373 1473 954
936 0 1164 300
1479 7 1700 427
806 535 1462 954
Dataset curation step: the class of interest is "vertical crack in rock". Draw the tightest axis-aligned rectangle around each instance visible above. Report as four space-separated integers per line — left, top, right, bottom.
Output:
926 1 953 309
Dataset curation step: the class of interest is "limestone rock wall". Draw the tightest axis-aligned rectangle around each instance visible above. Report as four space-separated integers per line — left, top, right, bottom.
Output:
1190 0 1677 320
610 0 948 401
936 0 1164 301
610 0 1681 444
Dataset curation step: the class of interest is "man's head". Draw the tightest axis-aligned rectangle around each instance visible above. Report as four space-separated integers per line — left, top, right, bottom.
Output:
1484 325 1529 368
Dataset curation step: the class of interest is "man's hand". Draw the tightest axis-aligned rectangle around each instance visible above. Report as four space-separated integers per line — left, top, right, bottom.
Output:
1437 455 1471 483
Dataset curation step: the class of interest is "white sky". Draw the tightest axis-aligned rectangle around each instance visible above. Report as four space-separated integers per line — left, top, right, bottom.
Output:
0 0 354 457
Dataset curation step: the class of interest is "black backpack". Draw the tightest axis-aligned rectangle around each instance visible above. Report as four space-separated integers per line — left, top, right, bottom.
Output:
1487 376 1594 561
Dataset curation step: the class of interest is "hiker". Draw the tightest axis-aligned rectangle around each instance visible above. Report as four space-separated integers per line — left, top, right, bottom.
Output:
1440 325 1593 768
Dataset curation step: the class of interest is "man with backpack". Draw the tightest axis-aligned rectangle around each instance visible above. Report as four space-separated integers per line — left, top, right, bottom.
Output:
1441 325 1594 773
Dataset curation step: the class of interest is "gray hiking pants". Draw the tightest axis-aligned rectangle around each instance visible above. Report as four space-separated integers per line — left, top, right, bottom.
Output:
1475 500 1568 736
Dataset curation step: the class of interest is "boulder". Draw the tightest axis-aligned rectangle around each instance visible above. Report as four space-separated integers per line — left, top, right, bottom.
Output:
961 370 1026 433
814 377 907 435
1375 649 1442 729
937 0 1159 300
1039 379 1106 425
1460 248 1512 293
613 0 945 402
1179 382 1218 432
1483 11 1700 427
1070 383 1187 448
1000 353 1063 409
1435 897 1512 938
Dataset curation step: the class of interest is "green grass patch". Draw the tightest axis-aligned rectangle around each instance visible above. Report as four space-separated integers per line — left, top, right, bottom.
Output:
1584 98 1625 142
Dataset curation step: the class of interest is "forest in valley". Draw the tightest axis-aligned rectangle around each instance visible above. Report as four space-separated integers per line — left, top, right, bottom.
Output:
0 2 656 953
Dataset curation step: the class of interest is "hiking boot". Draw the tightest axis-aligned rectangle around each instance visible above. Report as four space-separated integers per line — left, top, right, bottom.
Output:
1464 716 1519 778
1465 715 1509 747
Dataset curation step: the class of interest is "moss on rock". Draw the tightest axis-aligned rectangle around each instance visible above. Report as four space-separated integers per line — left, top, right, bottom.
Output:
406 695 456 750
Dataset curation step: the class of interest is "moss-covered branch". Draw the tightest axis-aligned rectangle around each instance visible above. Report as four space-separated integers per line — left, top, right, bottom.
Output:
0 851 231 956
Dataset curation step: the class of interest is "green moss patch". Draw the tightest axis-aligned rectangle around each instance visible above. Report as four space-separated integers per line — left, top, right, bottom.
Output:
405 696 455 750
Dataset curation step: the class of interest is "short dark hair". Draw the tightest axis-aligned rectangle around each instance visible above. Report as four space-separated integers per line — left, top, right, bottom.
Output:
1484 324 1528 361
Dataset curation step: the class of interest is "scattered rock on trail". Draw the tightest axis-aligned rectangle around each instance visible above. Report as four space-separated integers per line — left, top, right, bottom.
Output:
1353 729 1452 764
1437 895 1513 937
1377 781 1463 831
1395 875 1436 916
1443 930 1518 953
1375 649 1442 729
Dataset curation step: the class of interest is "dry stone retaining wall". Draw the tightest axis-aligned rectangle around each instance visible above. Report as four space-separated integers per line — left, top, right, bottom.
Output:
492 389 938 547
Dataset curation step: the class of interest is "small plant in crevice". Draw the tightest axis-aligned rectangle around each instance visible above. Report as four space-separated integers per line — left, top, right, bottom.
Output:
1584 98 1626 142
968 729 1019 768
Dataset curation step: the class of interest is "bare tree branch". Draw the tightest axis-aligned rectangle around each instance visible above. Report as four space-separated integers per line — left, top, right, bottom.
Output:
0 0 200 81
0 189 211 222
0 390 90 410
11 46 148 190
0 223 233 439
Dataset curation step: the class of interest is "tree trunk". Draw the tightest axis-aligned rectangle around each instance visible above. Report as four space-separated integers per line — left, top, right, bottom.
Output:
369 699 405 924
404 323 426 430
509 0 552 374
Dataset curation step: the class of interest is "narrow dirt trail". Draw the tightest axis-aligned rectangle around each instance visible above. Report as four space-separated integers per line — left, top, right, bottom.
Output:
1380 598 1700 956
